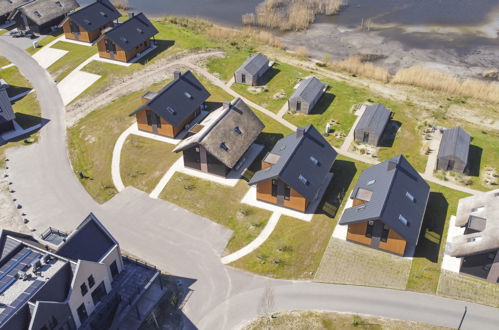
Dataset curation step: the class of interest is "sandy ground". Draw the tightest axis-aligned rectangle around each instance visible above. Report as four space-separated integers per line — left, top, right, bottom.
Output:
281 23 499 80
66 50 223 126
0 168 30 234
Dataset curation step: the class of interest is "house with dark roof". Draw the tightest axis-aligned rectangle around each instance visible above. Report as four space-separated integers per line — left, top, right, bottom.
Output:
436 126 470 173
95 12 158 63
61 0 120 43
129 71 210 138
249 125 337 213
288 77 327 114
8 0 79 33
173 98 265 177
447 189 499 283
0 213 167 330
339 155 430 256
354 104 392 146
0 0 29 25
234 53 271 86
0 80 16 133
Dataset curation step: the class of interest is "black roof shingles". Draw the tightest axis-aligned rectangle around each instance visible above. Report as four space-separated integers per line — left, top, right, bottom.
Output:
249 125 337 200
103 13 158 51
340 155 430 246
56 213 117 263
130 71 210 128
67 0 120 31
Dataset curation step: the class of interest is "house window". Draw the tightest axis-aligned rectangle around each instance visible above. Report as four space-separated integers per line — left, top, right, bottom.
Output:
398 214 409 226
80 283 88 296
367 179 375 186
104 39 116 53
241 74 246 84
91 281 107 306
405 191 415 202
88 275 95 288
284 184 291 200
296 101 301 111
110 260 119 279
381 224 390 242
271 179 278 197
365 220 374 238
184 92 192 99
77 303 88 322
234 126 242 135
220 143 228 151
298 174 308 185
70 21 80 33
34 10 41 17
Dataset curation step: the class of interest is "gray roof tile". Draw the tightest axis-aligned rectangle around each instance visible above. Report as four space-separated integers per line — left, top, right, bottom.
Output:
103 13 158 51
289 77 326 104
437 126 470 163
67 0 120 31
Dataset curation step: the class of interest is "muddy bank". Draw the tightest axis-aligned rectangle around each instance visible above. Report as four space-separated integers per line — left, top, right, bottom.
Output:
280 22 499 79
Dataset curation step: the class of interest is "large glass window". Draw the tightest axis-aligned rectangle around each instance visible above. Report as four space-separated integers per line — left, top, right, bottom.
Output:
284 185 291 201
271 179 278 197
381 224 390 242
77 303 88 323
365 221 374 238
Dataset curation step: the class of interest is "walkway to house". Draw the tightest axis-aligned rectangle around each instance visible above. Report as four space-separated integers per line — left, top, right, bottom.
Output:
340 104 366 152
424 128 443 176
441 215 465 273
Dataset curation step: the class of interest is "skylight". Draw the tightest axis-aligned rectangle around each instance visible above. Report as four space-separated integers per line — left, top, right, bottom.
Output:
398 214 409 226
309 156 319 166
234 126 242 135
55 1 62 7
99 11 108 17
84 19 91 25
120 36 128 43
405 191 415 202
220 143 228 151
298 174 308 185
471 206 484 212
184 92 192 99
367 179 376 186
34 10 41 17
167 106 176 115
137 28 143 34
467 236 482 243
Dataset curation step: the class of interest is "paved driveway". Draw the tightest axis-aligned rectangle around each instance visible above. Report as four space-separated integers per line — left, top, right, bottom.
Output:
1 39 498 330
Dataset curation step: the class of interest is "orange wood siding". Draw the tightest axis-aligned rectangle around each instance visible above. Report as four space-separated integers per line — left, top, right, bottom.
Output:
62 19 103 43
283 187 308 212
135 110 152 133
98 38 151 63
262 161 272 169
352 198 366 206
256 180 277 204
378 229 407 256
135 107 199 138
347 222 372 246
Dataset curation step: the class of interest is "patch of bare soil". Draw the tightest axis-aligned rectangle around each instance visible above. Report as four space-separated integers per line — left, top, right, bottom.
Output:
66 50 224 127
0 168 30 234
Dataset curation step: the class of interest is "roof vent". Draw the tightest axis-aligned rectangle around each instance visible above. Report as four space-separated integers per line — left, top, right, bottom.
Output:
174 71 181 80
120 36 128 43
298 174 308 185
55 1 62 7
34 10 41 17
220 143 228 151
367 179 375 186
84 19 91 25
234 126 242 135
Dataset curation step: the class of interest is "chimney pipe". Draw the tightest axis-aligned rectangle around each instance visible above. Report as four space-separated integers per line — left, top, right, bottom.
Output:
174 71 181 80
296 127 305 137
128 12 135 18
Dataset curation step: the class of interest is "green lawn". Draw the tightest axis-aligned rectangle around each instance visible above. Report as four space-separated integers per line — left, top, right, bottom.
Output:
0 56 10 67
120 135 180 193
47 41 97 82
207 49 251 81
231 156 367 279
232 61 309 113
0 29 6 36
26 34 61 55
0 65 32 98
406 183 469 293
160 173 272 254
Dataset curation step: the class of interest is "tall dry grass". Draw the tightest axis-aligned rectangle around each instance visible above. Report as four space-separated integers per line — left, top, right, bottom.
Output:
243 0 346 31
206 25 284 49
393 66 499 104
332 56 390 83
111 0 129 11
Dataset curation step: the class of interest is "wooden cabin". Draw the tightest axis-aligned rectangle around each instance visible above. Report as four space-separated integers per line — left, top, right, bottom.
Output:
95 13 158 63
61 0 120 43
129 71 210 138
249 125 337 213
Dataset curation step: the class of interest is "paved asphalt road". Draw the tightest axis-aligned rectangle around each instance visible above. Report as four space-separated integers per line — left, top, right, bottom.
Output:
1 39 498 330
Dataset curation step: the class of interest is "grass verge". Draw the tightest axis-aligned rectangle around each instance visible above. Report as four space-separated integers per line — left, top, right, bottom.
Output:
48 41 97 82
0 56 10 67
0 65 32 98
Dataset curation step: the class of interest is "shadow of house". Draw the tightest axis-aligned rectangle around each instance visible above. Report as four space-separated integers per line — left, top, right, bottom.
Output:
467 144 482 177
317 159 358 218
0 113 49 146
6 85 31 99
310 92 335 115
414 192 448 263
256 66 279 86
203 100 222 112
378 120 402 148
136 39 175 65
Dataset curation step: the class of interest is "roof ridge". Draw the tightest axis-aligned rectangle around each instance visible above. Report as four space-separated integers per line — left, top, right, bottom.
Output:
197 102 233 144
104 12 146 34
276 128 308 177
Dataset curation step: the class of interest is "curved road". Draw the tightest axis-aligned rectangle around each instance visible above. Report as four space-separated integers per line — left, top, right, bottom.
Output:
1 39 498 330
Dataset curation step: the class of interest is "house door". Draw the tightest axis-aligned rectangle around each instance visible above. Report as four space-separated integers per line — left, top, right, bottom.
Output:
363 132 369 143
241 74 246 84
146 111 161 134
296 101 301 112
70 21 80 39
447 160 455 171
276 181 285 206
105 39 116 59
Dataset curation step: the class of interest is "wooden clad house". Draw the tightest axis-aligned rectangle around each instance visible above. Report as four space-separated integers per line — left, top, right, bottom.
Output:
8 0 79 33
95 13 158 63
234 53 270 86
447 189 499 283
436 126 471 173
249 125 337 213
173 98 264 177
0 80 16 133
354 104 392 146
288 77 327 114
339 155 430 257
61 0 120 43
129 71 210 138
